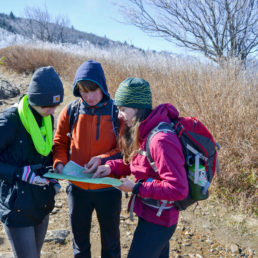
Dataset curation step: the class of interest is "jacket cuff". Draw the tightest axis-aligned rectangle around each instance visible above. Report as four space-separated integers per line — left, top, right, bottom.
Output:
100 153 122 165
132 180 143 195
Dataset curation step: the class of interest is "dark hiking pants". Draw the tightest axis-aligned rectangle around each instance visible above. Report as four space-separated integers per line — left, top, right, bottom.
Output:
128 217 177 258
67 184 121 258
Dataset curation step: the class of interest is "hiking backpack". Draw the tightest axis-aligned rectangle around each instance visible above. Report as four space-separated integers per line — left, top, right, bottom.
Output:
143 117 220 212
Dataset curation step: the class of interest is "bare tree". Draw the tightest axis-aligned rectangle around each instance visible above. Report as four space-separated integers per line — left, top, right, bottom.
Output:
21 4 70 43
117 0 258 62
53 15 70 43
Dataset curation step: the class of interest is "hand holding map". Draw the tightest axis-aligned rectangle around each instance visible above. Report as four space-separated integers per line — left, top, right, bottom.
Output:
44 160 122 187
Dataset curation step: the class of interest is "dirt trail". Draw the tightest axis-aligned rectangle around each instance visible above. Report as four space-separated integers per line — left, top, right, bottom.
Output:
1 180 257 258
0 70 257 258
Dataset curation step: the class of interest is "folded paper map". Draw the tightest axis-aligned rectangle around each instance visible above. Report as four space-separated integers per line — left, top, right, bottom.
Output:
44 160 122 187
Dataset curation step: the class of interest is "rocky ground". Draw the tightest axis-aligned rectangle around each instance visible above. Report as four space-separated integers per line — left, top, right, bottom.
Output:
0 69 257 258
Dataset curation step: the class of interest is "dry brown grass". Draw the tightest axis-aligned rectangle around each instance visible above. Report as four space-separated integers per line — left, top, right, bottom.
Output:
1 45 257 214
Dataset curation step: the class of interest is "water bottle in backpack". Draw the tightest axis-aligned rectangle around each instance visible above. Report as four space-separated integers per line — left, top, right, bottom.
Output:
188 164 209 201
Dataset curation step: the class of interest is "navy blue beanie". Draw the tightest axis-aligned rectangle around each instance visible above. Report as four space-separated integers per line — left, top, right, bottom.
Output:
28 66 64 106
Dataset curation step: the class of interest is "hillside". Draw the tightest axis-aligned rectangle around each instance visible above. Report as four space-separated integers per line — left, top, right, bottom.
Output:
0 12 134 49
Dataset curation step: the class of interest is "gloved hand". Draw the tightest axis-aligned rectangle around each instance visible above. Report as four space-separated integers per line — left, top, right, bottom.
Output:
35 165 53 176
18 166 50 186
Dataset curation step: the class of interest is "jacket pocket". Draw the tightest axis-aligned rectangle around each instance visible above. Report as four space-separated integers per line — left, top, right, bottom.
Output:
33 184 55 215
13 184 55 222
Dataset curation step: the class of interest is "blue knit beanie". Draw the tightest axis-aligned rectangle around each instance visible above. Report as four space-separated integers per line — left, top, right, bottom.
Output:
28 66 64 106
114 77 152 109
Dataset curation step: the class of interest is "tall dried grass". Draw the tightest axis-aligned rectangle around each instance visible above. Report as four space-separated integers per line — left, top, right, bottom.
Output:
0 45 257 214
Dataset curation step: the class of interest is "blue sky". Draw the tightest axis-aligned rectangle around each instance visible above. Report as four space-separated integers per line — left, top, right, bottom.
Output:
1 0 197 55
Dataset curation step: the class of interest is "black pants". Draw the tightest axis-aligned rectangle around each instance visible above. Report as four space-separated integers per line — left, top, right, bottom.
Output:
128 217 177 258
67 184 121 258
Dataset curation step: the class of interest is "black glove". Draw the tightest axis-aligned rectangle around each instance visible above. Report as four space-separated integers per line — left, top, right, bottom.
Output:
35 166 53 176
43 169 61 194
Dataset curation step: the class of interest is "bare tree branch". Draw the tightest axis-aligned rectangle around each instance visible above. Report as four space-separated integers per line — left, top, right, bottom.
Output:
19 4 70 43
117 0 258 62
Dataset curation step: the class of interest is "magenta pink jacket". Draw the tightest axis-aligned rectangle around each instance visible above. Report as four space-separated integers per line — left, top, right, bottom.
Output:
106 103 188 227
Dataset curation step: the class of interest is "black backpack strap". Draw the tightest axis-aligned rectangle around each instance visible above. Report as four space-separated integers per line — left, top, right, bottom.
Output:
67 99 80 138
111 101 120 138
144 122 176 173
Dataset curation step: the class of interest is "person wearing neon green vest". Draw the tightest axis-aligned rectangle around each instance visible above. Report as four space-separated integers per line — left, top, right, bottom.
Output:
0 66 64 258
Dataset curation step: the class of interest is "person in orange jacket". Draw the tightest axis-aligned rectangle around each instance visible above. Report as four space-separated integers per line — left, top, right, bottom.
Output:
53 60 121 258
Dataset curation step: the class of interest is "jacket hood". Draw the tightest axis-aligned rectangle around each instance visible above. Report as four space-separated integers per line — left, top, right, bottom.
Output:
73 60 110 100
139 103 179 140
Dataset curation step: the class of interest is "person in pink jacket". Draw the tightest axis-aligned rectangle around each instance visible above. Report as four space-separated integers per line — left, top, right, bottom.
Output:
91 77 188 258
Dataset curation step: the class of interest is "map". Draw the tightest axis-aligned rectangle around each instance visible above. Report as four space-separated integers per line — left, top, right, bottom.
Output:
44 160 122 187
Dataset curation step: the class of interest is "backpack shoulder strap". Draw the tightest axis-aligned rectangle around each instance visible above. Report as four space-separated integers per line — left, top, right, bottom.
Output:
144 122 176 172
111 101 120 138
67 99 80 138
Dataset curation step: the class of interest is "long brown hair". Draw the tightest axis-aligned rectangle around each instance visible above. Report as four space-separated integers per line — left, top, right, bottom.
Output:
119 108 152 163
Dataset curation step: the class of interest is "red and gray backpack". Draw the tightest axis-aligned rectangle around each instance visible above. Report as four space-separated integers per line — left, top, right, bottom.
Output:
141 117 220 213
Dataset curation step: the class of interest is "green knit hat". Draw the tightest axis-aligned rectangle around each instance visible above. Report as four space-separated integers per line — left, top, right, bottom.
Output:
114 77 152 109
